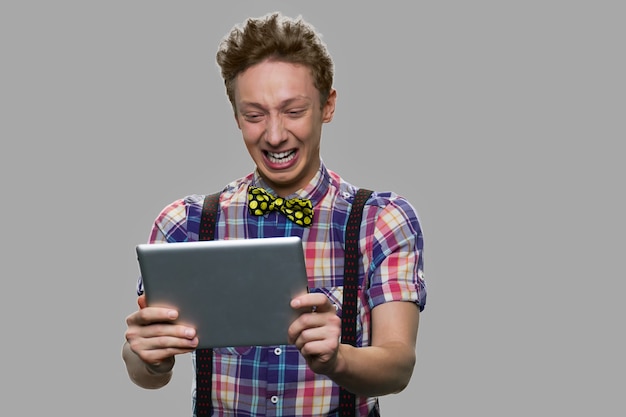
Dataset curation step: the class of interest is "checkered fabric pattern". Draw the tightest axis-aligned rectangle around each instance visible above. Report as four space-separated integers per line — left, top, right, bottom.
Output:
137 162 426 416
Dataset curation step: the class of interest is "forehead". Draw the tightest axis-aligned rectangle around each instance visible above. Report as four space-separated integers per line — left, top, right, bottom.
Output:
234 60 320 105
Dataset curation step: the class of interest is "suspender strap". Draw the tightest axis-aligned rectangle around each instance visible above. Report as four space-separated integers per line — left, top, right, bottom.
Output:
195 192 221 417
339 188 373 417
199 192 220 241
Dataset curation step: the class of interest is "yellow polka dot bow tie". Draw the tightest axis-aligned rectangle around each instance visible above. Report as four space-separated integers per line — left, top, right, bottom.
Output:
248 186 314 227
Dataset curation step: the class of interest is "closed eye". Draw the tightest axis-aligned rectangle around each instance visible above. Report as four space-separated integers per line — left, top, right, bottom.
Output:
243 113 264 123
286 109 306 118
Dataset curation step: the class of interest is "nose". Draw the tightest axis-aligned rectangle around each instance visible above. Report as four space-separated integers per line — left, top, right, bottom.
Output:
265 115 288 146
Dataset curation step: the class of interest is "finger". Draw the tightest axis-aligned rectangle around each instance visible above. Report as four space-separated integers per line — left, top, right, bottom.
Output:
131 334 199 351
126 306 179 327
126 319 197 345
291 293 334 312
126 327 199 358
298 338 337 359
287 310 322 341
137 294 147 309
133 341 198 364
295 320 341 344
143 322 197 339
288 311 340 345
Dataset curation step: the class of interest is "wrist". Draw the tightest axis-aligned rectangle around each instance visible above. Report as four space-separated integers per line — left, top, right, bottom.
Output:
327 343 350 380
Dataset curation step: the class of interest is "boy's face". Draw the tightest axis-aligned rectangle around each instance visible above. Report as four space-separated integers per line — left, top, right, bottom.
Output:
233 60 336 197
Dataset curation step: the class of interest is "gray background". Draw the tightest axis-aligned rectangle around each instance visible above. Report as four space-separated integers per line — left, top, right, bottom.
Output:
2 1 624 415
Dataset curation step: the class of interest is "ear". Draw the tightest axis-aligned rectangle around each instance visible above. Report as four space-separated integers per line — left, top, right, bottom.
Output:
322 88 337 123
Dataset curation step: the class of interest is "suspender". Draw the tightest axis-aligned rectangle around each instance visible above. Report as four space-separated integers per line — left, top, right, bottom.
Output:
339 188 373 416
195 192 221 417
195 188 373 417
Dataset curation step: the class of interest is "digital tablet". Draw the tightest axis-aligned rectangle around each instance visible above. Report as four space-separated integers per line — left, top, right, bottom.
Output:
136 236 309 349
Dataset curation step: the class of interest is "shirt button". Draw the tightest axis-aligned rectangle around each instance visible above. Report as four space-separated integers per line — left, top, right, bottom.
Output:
270 395 279 404
274 347 282 356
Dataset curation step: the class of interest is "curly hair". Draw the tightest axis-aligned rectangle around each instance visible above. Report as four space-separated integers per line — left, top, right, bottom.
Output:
216 12 334 112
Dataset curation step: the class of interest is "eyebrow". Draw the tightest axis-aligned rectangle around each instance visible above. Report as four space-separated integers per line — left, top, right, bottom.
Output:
239 96 312 111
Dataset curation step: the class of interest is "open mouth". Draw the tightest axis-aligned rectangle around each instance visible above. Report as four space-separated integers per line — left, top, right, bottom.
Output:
266 150 297 164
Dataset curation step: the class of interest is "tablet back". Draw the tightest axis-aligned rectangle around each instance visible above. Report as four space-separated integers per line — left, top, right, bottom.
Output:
136 236 309 349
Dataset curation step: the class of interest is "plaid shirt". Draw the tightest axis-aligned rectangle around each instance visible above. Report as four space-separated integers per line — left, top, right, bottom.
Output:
137 162 427 416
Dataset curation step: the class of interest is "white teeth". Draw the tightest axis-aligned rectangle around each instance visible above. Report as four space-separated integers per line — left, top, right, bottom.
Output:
269 151 291 159
267 150 295 164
